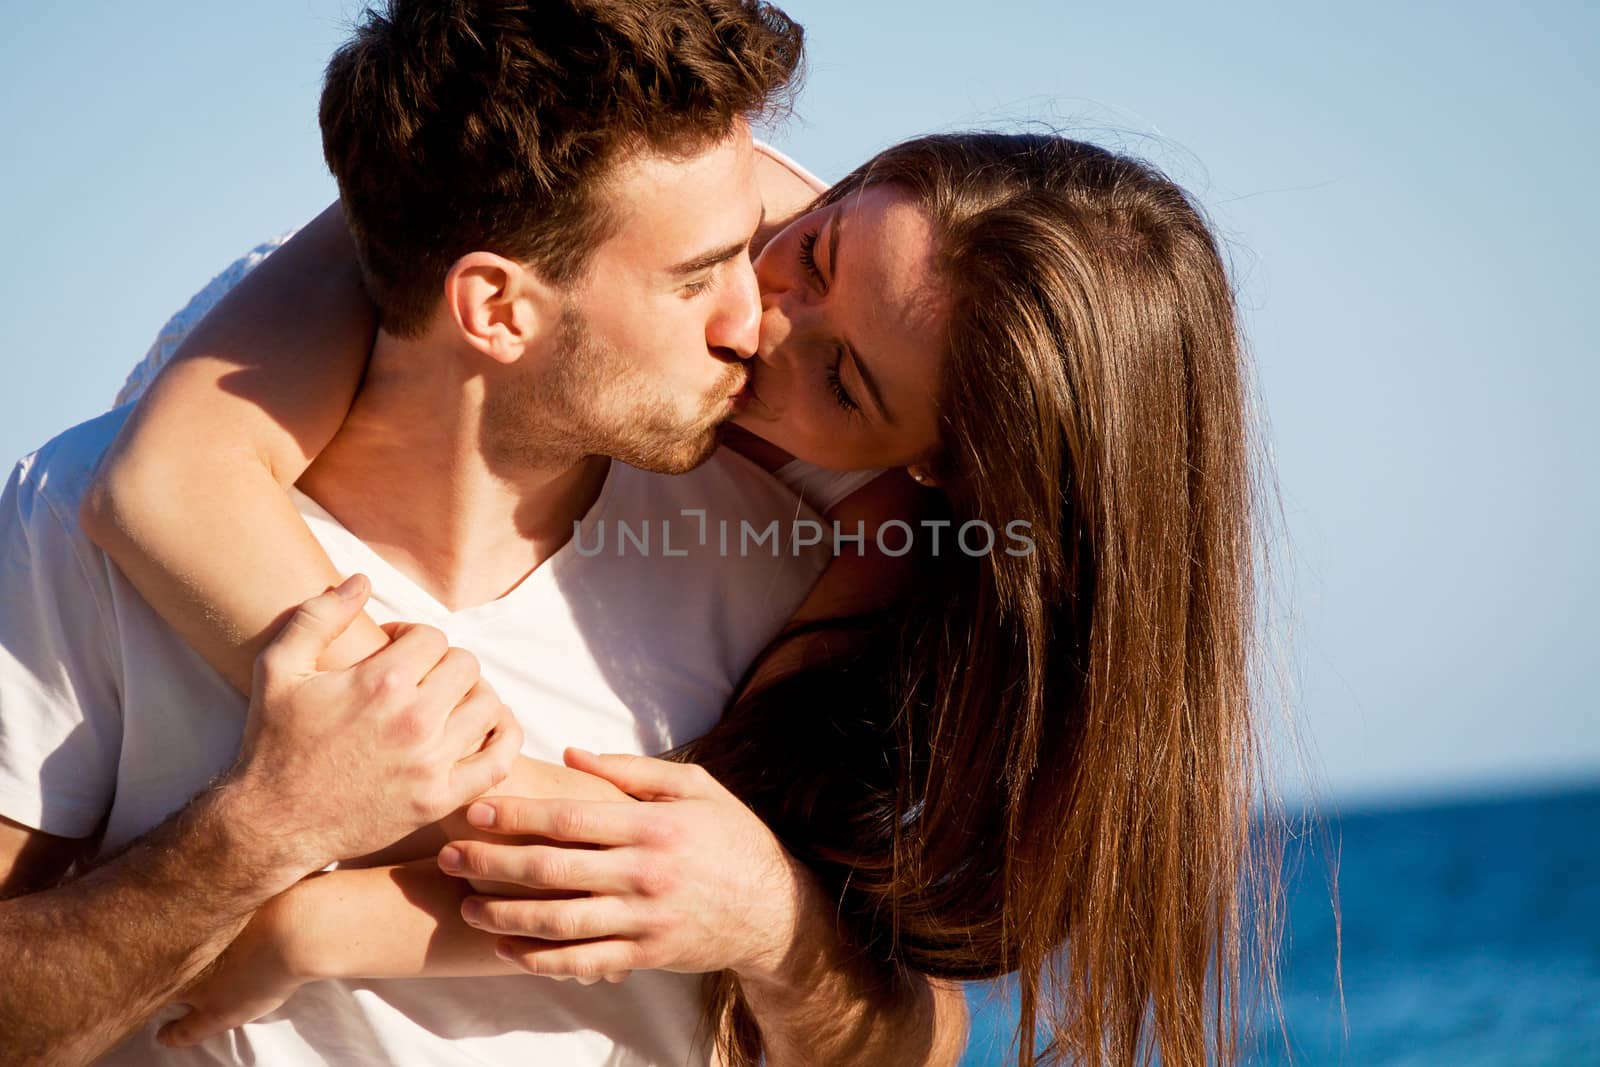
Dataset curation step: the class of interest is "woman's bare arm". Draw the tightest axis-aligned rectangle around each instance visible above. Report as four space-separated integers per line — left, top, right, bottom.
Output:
159 472 952 1056
84 143 821 698
752 142 827 255
81 203 388 693
346 751 628 873
84 149 819 696
83 158 951 1056
282 755 636 980
156 761 635 1049
277 860 520 981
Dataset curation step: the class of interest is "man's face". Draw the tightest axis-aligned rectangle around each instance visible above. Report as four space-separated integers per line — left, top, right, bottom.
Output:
494 128 765 475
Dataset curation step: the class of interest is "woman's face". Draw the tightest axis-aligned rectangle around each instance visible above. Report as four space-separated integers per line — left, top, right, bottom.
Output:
731 183 949 473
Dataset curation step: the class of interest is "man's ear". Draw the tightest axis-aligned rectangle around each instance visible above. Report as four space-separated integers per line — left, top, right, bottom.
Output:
442 252 560 365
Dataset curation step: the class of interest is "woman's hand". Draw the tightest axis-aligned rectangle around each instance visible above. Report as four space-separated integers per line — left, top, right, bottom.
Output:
156 894 306 1048
436 748 811 985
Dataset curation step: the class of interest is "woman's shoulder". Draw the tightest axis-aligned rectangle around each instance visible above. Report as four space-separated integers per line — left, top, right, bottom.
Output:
716 426 897 517
772 458 891 517
115 232 299 408
753 140 828 196
751 140 827 256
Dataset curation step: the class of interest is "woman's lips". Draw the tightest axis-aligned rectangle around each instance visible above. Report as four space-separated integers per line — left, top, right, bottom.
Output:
730 364 764 414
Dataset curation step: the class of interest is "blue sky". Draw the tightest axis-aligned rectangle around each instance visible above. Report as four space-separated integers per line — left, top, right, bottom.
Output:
2 1 1594 802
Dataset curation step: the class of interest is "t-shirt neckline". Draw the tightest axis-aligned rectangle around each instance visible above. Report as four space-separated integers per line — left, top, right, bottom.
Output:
286 458 620 625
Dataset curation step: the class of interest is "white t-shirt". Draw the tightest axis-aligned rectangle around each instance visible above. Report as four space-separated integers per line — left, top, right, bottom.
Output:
0 405 837 1065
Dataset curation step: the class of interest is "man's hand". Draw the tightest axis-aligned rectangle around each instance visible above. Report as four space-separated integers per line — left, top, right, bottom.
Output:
225 575 525 878
437 748 807 983
154 891 306 1048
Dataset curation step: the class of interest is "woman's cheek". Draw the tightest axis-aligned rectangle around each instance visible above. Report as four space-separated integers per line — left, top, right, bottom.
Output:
803 412 858 469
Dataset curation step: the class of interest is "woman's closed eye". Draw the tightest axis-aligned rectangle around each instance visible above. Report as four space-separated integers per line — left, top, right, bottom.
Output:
797 228 826 292
800 226 858 415
825 345 859 414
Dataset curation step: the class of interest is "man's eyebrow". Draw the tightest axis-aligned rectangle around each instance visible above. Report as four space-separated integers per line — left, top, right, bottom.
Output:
828 212 894 424
667 205 766 276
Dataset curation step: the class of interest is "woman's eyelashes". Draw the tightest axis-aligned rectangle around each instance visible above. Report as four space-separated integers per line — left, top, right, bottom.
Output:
825 346 860 414
796 223 855 414
797 228 826 291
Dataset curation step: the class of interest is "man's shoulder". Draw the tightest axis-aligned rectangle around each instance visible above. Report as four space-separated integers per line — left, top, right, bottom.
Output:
8 406 133 530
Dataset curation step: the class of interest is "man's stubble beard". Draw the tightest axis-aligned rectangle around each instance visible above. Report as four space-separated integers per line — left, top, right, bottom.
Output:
482 305 737 476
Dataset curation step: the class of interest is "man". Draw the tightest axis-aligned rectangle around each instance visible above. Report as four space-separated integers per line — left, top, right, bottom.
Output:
0 1 963 1064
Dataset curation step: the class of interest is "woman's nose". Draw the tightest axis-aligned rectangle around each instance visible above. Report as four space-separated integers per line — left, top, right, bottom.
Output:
755 298 797 366
753 237 804 304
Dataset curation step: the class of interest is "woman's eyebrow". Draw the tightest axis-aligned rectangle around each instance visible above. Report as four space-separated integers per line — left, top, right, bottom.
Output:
828 211 894 423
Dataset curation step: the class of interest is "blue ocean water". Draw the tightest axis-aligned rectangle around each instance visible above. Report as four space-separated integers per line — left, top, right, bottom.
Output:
959 784 1600 1065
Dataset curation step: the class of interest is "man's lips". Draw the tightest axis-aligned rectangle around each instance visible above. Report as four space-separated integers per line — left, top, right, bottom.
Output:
728 368 759 409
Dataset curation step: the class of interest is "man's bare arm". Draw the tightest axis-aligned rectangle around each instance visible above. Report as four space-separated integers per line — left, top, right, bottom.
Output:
0 781 319 1065
0 584 521 1065
152 759 641 1048
161 839 967 1062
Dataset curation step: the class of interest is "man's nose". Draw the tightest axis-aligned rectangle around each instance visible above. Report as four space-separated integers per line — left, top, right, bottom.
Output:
707 256 761 361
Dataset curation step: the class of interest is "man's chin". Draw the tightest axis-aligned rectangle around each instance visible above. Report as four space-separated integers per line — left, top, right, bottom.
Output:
612 427 721 475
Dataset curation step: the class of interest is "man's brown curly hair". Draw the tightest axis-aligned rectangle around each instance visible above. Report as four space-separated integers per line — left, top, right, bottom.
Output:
320 0 804 336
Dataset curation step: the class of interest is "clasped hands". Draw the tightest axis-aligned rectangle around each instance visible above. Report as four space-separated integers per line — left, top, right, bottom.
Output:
160 747 810 1047
444 746 807 985
153 581 811 1047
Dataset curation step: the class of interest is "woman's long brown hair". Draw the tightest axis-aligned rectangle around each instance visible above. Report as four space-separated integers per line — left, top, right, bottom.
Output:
679 132 1282 1066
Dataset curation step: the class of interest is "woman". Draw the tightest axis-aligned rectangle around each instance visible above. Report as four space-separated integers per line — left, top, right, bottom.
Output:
88 132 1280 1066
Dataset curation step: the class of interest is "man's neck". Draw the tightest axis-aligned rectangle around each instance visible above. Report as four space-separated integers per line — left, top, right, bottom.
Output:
297 330 608 613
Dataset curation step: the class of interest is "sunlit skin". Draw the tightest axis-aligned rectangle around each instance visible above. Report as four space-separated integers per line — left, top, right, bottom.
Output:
69 162 972 1050
524 124 766 473
291 129 770 610
733 184 950 475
